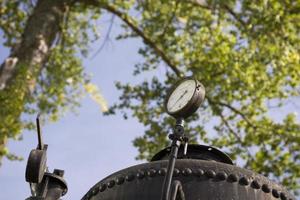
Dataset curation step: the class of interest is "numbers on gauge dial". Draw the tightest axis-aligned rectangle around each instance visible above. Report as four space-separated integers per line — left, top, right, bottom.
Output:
167 80 196 113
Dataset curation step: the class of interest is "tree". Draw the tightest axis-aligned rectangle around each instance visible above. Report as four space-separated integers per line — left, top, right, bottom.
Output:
0 0 299 194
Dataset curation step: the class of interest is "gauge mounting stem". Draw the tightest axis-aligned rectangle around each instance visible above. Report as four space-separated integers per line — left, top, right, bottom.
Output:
161 118 187 200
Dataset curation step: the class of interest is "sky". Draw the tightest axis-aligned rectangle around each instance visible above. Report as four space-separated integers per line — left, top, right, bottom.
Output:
0 15 149 199
0 11 300 200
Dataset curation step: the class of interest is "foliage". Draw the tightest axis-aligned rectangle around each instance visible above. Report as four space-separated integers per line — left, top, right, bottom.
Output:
0 0 102 160
0 0 300 194
106 0 300 193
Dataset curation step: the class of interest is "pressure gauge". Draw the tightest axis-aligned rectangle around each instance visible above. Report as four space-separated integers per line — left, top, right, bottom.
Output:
165 77 205 119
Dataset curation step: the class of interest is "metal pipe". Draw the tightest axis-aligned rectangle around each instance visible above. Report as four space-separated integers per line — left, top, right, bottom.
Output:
170 180 185 200
161 118 185 200
161 140 181 200
36 114 43 150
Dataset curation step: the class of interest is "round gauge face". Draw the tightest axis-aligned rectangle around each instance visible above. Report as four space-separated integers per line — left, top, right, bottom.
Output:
166 79 196 114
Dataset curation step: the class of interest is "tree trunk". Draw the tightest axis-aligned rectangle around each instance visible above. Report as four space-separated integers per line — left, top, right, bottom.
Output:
0 0 68 165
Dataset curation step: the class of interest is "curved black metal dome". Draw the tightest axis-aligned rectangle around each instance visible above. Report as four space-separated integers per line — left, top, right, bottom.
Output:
82 145 295 200
151 144 233 165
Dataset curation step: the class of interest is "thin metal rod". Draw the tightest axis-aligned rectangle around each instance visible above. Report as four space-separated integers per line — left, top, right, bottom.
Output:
36 114 43 150
161 118 184 200
161 140 180 200
170 180 185 200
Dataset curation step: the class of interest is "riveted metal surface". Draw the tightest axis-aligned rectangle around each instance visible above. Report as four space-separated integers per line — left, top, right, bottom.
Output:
82 159 295 200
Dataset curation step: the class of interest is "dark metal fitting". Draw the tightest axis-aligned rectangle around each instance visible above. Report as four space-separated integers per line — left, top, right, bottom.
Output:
25 145 48 183
44 172 68 196
53 169 64 177
182 136 189 142
169 134 183 142
175 118 185 127
174 126 184 135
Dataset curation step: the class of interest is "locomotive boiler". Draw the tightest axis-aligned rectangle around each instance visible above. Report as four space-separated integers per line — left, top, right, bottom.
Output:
25 77 295 200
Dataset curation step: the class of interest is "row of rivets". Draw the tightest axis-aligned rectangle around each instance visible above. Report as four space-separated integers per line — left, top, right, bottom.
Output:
227 173 238 182
107 180 115 188
85 167 292 200
158 168 167 176
182 168 192 176
239 177 249 186
136 171 145 179
125 174 135 182
205 169 216 178
116 176 125 185
216 171 227 180
147 169 156 177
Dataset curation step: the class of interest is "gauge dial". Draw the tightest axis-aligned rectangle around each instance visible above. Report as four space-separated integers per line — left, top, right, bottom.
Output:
165 77 205 119
166 79 196 113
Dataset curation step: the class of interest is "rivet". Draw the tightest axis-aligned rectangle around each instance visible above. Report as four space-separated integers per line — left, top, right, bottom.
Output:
216 171 227 181
99 184 107 192
147 169 157 177
227 174 238 182
195 169 204 176
251 180 261 189
262 184 271 193
107 180 115 188
116 177 125 185
280 193 287 200
239 177 249 186
173 168 180 176
272 189 280 198
125 174 135 182
92 187 99 195
182 168 192 176
205 170 216 178
136 171 145 179
158 168 167 176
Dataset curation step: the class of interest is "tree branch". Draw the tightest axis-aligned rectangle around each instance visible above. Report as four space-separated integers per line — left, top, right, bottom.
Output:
91 14 115 59
0 0 68 90
0 0 69 162
207 96 256 129
222 4 247 28
189 0 247 28
99 4 183 77
219 111 243 143
218 111 254 162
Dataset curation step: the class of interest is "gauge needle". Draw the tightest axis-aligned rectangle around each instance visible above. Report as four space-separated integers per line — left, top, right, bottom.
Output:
171 90 188 109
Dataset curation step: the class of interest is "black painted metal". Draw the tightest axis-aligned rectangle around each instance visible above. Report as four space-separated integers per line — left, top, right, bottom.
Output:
25 116 68 200
25 145 48 183
25 78 296 200
164 77 205 119
170 180 185 200
151 144 234 165
161 118 186 200
82 158 295 200
26 169 68 200
36 115 43 150
26 116 47 184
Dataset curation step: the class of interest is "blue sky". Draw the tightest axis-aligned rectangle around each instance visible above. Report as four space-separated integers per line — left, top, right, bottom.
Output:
0 15 149 199
1 12 300 200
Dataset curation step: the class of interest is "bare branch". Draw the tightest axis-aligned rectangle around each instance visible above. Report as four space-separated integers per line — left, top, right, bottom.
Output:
91 14 115 59
207 96 256 129
86 2 183 77
222 4 247 28
189 1 247 28
219 111 243 143
218 111 254 162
